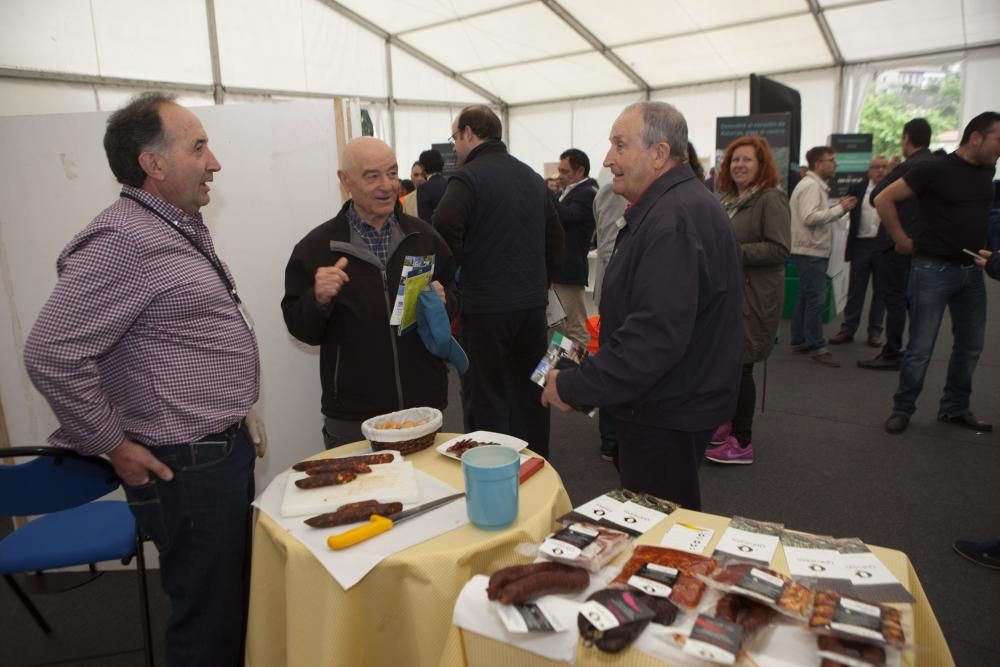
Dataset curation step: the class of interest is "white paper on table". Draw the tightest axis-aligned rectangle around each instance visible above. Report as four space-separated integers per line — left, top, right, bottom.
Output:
660 522 715 554
451 568 616 664
254 468 468 590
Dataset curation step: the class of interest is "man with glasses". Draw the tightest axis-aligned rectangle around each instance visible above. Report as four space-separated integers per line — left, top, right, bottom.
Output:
788 146 858 367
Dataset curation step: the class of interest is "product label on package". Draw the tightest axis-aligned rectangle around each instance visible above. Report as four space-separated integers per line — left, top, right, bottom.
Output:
540 524 599 560
661 522 715 554
714 527 780 564
731 568 787 605
784 546 844 579
495 600 566 633
830 597 884 641
841 551 900 586
682 613 742 664
628 563 679 598
578 590 655 631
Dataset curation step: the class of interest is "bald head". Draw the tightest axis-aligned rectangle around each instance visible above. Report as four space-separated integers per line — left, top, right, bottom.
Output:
338 136 399 228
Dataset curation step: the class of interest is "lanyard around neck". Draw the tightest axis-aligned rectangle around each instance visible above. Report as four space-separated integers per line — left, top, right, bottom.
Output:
120 193 241 305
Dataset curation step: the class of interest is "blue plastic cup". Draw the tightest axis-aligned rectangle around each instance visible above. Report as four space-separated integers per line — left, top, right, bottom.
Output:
461 446 520 530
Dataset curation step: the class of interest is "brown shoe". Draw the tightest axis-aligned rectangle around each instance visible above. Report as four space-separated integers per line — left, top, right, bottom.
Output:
867 336 882 348
811 352 841 367
828 331 853 345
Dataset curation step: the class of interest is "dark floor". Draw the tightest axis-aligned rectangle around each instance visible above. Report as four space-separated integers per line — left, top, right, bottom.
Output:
3 279 998 666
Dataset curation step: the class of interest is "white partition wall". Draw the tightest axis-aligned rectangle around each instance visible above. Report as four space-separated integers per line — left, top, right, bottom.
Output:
0 100 344 488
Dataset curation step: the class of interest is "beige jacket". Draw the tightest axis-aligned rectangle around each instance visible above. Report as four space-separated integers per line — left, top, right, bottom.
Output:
789 171 847 257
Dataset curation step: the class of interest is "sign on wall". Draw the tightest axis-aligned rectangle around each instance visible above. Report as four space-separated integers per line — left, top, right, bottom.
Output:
716 113 792 192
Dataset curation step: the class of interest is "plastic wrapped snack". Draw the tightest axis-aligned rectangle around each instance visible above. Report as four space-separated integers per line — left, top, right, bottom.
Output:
809 590 906 649
538 522 632 573
577 588 679 653
609 545 717 609
706 561 812 620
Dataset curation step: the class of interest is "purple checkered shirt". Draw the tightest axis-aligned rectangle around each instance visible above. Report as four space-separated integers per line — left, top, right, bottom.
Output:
24 185 260 454
347 203 397 264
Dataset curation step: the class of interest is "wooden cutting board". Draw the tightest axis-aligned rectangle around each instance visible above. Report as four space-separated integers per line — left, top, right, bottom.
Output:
280 461 420 518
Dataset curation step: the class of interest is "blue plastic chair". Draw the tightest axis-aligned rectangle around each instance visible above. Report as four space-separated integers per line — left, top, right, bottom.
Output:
0 446 153 666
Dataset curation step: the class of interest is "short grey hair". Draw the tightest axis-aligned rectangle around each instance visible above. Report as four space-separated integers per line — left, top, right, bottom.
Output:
622 101 688 163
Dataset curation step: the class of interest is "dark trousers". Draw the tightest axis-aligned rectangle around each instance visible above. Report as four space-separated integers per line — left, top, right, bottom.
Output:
877 249 911 359
461 306 551 458
124 426 256 667
731 363 756 446
841 239 885 337
322 417 363 450
615 420 712 511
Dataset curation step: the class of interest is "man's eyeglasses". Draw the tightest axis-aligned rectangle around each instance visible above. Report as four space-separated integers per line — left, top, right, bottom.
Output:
448 130 460 144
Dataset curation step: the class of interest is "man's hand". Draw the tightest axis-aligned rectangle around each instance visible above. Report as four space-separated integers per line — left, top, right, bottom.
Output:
838 195 858 211
975 249 992 268
894 237 914 255
107 438 174 486
246 406 268 458
540 369 572 413
314 257 350 305
430 280 446 304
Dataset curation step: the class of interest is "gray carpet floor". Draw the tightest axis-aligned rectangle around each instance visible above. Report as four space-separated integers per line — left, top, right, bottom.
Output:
3 279 998 666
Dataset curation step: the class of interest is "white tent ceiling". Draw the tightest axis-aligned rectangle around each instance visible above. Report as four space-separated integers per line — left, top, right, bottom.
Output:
330 0 1000 105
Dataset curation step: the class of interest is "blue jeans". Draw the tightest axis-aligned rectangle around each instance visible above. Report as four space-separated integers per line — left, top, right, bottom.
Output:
892 257 986 417
124 425 256 666
790 255 830 354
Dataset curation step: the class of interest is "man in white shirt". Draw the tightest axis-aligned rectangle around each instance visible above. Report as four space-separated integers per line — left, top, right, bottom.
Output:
830 156 889 347
788 146 858 367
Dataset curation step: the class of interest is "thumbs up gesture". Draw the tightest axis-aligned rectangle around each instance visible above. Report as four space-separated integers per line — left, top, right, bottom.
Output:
314 256 350 305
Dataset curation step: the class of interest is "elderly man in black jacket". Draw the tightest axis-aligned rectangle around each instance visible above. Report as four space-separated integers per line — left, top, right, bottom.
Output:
434 105 564 457
551 148 598 345
542 101 742 510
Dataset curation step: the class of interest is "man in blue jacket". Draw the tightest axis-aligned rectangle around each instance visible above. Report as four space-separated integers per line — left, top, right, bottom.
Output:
541 102 742 510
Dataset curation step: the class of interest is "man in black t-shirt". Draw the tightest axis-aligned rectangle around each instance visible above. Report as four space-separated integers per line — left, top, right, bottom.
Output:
875 112 1000 435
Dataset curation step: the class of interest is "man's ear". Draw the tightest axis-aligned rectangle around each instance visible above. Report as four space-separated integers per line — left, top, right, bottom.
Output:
653 142 672 169
138 151 165 182
337 170 348 187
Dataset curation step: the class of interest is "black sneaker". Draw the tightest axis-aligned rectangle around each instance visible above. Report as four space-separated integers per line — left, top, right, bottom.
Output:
885 414 909 434
953 539 1000 570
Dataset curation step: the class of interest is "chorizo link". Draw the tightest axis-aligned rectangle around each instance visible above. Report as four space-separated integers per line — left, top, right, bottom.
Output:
497 566 589 604
304 501 403 528
304 461 371 476
292 453 394 471
486 562 572 600
294 470 357 488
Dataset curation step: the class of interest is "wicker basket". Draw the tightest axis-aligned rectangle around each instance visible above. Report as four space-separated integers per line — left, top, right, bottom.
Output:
361 407 443 456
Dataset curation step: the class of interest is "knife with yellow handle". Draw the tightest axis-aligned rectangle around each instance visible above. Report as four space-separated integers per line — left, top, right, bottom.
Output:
326 492 465 550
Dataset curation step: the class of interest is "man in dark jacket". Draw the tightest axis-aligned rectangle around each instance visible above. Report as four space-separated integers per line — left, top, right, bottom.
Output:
416 148 446 223
551 148 598 345
858 118 933 370
542 102 742 510
434 105 564 457
830 156 888 347
282 137 456 449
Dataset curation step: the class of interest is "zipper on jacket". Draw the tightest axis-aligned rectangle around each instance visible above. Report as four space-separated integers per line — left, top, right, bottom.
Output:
332 344 342 403
381 269 405 410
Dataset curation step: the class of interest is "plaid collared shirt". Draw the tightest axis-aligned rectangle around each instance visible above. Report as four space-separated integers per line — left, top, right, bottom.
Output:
347 204 397 265
24 185 260 454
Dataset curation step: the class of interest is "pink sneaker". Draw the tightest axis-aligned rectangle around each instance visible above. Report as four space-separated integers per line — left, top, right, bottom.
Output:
705 436 753 465
710 422 732 446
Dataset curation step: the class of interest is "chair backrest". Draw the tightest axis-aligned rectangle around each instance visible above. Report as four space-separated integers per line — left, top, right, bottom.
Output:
0 447 121 516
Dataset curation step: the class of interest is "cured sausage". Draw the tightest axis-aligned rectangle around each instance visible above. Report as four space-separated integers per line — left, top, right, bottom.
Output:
292 453 394 471
294 470 357 488
486 562 569 600
578 589 678 653
304 501 403 528
304 461 371 476
495 564 590 604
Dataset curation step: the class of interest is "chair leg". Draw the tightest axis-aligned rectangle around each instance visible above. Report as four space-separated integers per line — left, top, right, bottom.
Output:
134 534 155 667
4 573 52 634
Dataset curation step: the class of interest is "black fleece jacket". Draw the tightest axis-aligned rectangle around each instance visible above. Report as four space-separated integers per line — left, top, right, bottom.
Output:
281 201 456 421
433 140 564 314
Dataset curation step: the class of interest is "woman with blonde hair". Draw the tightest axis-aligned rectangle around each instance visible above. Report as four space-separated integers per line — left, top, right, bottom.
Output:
706 135 790 465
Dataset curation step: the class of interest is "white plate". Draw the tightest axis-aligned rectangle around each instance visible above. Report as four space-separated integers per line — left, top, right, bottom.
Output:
436 431 529 461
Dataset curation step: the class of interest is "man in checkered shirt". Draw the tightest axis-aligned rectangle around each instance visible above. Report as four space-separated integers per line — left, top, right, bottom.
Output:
24 92 264 666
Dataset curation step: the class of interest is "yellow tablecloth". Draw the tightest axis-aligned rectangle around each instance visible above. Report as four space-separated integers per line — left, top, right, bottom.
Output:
245 434 572 667
440 509 954 667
